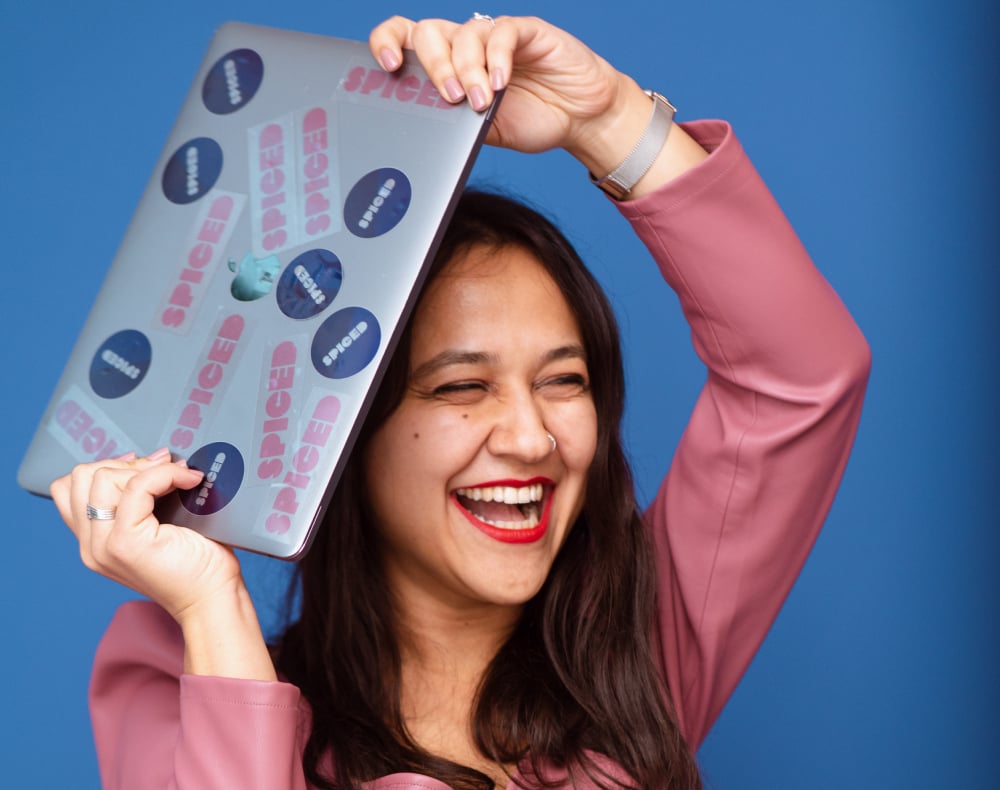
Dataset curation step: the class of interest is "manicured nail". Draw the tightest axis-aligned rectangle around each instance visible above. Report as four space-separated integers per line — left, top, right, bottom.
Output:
116 451 137 462
148 446 171 461
379 47 400 70
468 85 488 111
444 77 465 102
490 67 505 92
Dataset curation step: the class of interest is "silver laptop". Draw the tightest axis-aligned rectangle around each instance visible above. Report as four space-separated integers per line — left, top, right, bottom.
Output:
17 22 499 559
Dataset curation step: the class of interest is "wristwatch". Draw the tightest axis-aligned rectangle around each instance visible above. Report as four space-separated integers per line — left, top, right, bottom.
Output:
590 90 676 200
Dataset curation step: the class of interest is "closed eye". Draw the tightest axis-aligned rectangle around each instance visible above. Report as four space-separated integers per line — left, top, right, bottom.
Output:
428 380 491 403
537 373 590 397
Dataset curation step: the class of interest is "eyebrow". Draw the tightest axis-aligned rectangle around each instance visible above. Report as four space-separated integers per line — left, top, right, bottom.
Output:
409 344 587 381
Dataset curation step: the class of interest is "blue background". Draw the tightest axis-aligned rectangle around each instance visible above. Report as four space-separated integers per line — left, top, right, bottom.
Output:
2 1 996 787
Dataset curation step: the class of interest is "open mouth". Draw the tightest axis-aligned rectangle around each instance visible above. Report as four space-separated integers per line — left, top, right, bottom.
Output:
451 480 552 543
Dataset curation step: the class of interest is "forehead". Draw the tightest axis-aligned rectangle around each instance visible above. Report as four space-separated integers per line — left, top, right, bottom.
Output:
409 245 583 363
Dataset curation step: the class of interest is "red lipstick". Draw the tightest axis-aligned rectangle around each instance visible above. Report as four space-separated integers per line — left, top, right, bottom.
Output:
451 478 553 545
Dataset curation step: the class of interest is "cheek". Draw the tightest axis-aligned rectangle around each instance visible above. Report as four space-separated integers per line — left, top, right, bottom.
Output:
550 401 598 470
365 408 481 485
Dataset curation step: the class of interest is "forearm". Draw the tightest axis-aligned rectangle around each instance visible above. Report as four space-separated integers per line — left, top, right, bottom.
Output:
178 581 278 681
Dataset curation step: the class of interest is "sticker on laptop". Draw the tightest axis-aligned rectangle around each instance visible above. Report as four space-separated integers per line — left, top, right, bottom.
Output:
252 337 307 484
229 251 282 302
248 105 341 258
90 329 152 399
276 248 343 319
161 312 247 452
202 48 265 115
338 59 459 119
344 168 411 238
47 384 141 464
178 441 245 516
256 388 346 539
159 189 247 334
162 137 224 205
311 306 381 379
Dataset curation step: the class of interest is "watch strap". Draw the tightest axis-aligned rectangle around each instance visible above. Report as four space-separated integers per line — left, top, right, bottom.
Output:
590 90 676 200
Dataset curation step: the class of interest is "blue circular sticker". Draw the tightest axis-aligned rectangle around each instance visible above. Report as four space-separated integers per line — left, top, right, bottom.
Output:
162 137 224 204
178 441 244 516
276 249 343 319
202 48 264 114
344 168 411 238
90 329 152 399
311 307 381 379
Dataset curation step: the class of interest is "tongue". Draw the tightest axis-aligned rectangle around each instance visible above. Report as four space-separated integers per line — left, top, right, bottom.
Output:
458 495 523 523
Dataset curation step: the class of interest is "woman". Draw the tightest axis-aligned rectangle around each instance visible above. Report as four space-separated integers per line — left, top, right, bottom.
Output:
51 14 871 790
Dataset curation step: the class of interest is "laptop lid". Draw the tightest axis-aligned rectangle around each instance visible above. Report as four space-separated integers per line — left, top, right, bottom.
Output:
17 21 500 559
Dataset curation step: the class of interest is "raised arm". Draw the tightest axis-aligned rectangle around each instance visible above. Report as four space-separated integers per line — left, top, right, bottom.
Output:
624 122 871 748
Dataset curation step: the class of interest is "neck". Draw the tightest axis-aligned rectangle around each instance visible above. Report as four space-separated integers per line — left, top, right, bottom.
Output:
391 583 521 678
386 575 522 778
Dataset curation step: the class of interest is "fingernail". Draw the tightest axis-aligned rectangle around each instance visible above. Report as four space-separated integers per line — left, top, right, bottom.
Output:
468 85 488 111
175 458 189 468
490 67 505 92
148 447 171 461
444 77 465 102
379 47 400 70
116 451 137 462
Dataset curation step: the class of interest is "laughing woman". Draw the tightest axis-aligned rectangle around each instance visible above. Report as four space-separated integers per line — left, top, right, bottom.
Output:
51 14 870 790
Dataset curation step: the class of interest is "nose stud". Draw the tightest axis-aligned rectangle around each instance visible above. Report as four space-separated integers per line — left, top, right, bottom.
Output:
546 432 557 453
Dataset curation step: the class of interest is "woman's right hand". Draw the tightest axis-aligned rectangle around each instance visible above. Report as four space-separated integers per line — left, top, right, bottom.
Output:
50 448 242 624
52 449 277 679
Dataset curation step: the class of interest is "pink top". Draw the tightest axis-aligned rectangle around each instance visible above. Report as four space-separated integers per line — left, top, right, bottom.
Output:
89 121 871 789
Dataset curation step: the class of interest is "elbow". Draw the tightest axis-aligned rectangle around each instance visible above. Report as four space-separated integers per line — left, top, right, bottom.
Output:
839 323 872 404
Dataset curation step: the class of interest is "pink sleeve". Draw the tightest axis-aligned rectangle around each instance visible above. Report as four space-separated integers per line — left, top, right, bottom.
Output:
618 121 871 749
89 600 309 789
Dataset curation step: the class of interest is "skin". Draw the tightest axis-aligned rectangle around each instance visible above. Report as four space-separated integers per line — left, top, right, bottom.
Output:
366 244 596 618
50 14 710 785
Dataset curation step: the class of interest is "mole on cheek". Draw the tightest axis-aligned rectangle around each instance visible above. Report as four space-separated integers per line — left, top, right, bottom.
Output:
462 414 468 419
413 432 420 439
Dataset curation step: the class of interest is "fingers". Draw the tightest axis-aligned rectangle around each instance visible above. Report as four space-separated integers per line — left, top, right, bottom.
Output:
52 449 206 586
369 15 515 112
369 15 417 71
50 448 201 541
50 451 139 530
114 460 204 535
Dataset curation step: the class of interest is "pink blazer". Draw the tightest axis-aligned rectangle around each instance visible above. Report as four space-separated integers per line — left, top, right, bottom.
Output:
89 120 871 789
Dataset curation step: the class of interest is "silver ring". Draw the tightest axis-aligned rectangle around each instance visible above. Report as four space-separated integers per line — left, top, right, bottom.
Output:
86 504 117 521
471 12 496 27
546 433 557 453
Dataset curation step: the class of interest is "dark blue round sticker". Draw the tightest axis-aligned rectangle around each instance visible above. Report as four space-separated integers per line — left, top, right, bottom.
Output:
202 48 264 114
344 168 411 238
90 329 151 399
178 442 244 516
162 137 223 204
276 249 343 319
311 307 381 379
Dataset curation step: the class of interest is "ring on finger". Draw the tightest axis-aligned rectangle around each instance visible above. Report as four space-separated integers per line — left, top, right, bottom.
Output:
86 504 117 521
471 12 496 27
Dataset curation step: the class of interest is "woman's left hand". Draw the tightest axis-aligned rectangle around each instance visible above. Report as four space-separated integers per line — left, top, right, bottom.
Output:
369 15 707 193
371 17 625 160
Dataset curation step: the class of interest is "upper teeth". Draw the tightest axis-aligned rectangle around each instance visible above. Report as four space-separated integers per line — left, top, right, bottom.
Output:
454 483 544 504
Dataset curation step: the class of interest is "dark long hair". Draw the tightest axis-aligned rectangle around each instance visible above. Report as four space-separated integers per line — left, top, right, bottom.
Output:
277 190 702 789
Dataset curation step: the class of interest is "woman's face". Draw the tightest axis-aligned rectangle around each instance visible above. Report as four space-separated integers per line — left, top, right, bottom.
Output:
364 244 598 616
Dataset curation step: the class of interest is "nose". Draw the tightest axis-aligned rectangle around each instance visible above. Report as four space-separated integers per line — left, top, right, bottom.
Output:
485 391 554 463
